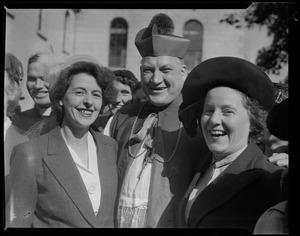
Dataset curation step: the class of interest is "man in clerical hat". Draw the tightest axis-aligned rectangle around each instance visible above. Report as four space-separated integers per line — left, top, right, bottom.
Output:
104 13 211 228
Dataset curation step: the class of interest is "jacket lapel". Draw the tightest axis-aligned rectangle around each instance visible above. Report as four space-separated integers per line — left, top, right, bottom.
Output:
91 129 115 224
176 172 200 227
43 127 98 227
187 144 265 227
178 154 212 227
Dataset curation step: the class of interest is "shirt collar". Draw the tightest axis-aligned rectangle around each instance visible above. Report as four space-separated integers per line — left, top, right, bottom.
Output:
213 146 248 169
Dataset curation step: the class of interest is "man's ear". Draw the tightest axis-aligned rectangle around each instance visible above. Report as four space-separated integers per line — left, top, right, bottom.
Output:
181 64 188 82
139 65 143 79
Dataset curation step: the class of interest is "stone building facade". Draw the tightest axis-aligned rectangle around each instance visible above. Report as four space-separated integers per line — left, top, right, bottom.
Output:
5 8 287 111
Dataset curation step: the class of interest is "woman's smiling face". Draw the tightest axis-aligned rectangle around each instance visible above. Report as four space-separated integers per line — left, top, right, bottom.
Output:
200 86 251 161
61 72 102 131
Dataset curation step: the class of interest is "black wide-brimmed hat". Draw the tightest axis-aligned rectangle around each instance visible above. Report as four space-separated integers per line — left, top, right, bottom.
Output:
179 56 276 136
135 13 190 59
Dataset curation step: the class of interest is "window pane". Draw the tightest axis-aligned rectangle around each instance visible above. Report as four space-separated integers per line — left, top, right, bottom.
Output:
183 20 203 71
109 18 128 68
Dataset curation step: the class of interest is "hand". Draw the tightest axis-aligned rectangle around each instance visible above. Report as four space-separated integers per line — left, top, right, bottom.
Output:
268 153 289 167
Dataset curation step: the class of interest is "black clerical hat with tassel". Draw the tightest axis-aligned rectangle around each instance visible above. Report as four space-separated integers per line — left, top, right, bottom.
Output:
135 13 190 59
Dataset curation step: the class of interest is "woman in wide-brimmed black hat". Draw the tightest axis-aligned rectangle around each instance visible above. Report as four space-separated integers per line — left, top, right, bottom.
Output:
177 57 288 232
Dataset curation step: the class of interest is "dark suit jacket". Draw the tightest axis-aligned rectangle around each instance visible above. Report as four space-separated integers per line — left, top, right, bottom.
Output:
5 126 118 228
177 143 286 232
91 114 113 133
12 106 57 134
110 96 211 228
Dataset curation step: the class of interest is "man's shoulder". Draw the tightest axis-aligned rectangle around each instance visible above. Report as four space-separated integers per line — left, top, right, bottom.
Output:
17 107 38 117
118 102 145 115
12 107 40 129
110 102 146 138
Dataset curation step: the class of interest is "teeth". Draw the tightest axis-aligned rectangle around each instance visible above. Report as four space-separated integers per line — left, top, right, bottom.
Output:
79 109 93 115
210 130 226 136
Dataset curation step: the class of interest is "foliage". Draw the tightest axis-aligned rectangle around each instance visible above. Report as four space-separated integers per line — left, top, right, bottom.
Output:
220 2 290 75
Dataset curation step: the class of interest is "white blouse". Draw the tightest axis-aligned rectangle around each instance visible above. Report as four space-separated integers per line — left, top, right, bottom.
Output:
61 131 101 215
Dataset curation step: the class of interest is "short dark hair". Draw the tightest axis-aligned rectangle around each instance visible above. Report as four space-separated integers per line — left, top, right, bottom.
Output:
50 61 114 123
28 52 52 65
113 69 138 91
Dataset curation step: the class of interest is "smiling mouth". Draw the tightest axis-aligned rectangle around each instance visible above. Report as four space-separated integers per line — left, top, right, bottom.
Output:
209 130 227 137
149 87 167 93
34 91 49 98
77 109 94 116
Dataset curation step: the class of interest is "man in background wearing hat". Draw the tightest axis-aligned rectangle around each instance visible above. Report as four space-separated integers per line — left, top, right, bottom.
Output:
107 13 211 228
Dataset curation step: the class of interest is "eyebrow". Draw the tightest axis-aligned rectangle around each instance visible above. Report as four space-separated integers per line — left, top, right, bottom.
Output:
73 87 102 92
160 64 173 69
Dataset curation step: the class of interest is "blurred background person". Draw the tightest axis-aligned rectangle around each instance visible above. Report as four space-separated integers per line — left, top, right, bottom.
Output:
92 69 138 132
177 57 287 232
273 82 288 105
257 82 288 158
12 52 58 133
264 98 289 157
132 81 147 104
254 98 289 234
104 69 138 115
5 54 118 228
4 53 28 177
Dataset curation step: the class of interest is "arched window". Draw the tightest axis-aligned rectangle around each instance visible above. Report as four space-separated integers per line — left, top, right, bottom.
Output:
183 20 203 71
63 10 74 54
109 18 128 68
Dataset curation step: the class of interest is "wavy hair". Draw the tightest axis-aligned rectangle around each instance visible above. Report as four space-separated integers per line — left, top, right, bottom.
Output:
50 61 114 123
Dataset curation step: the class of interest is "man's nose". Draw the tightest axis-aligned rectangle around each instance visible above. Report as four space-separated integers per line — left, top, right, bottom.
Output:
34 78 45 88
151 71 163 84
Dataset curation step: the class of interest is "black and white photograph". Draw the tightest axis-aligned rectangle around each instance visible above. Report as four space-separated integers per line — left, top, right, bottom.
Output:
3 1 297 234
